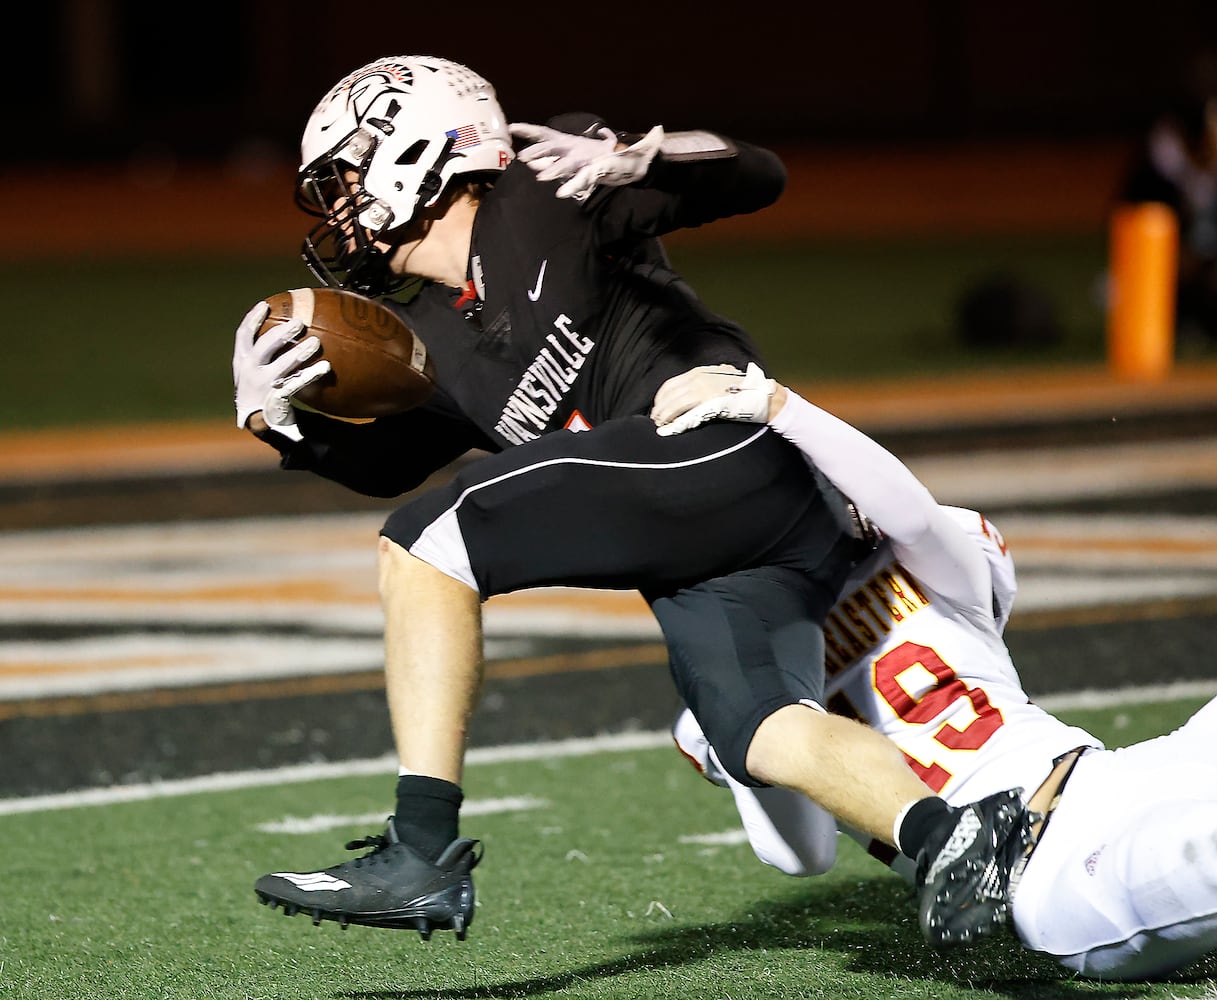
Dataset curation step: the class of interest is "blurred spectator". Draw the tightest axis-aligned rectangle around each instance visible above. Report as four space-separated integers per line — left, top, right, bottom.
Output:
1119 48 1217 353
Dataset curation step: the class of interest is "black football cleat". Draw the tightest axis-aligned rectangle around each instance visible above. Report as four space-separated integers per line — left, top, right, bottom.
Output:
915 788 1033 947
255 819 481 941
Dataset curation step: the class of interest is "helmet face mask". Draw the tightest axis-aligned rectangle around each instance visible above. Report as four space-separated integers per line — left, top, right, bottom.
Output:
297 56 513 296
297 140 402 295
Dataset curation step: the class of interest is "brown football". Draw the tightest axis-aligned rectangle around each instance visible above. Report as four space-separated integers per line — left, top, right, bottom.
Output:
256 287 435 418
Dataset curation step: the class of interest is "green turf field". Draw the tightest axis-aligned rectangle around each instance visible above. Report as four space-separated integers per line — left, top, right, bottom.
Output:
4 695 1213 1000
4 233 1108 430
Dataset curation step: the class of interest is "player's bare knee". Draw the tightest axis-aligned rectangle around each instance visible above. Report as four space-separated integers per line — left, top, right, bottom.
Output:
746 702 827 787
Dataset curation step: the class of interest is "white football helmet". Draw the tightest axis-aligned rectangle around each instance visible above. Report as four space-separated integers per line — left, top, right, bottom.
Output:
296 55 513 294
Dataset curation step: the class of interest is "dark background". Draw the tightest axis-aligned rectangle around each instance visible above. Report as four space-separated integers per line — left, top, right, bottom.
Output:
19 0 1217 169
8 0 1216 434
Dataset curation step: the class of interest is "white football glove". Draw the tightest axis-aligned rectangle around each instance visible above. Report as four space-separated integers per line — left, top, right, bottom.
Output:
232 301 332 443
509 122 664 201
652 362 776 436
510 123 616 181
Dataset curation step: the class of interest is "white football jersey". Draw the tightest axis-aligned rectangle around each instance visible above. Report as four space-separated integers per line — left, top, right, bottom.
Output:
672 387 1217 978
822 531 1098 808
765 391 1101 810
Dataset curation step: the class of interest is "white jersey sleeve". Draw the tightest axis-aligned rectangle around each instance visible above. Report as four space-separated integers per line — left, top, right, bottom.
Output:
769 391 993 627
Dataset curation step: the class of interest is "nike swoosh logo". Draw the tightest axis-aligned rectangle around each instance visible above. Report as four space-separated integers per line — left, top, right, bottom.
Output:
527 259 548 302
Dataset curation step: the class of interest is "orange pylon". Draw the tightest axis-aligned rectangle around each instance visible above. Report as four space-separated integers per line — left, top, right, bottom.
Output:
1107 202 1178 381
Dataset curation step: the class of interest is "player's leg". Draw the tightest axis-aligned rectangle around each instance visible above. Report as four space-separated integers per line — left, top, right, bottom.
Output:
746 706 1030 919
656 569 931 845
746 782 840 876
674 707 839 876
657 568 1033 947
747 704 941 846
379 536 482 786
255 416 844 936
375 415 849 862
254 539 486 940
1020 791 1217 978
1092 802 1217 979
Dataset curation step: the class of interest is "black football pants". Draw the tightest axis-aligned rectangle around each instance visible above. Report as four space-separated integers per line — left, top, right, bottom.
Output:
381 415 859 783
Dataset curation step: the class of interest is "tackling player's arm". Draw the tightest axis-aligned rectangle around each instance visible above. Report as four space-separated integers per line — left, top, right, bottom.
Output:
768 390 990 609
653 366 993 618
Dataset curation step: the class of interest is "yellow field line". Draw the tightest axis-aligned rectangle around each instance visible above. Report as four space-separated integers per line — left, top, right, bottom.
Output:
0 654 216 677
0 643 671 721
1009 536 1217 556
0 583 375 603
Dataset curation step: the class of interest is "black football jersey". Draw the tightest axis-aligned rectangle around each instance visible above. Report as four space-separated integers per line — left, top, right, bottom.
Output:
283 135 787 498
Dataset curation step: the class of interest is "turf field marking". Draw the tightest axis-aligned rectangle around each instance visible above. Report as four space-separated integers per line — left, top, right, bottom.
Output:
0 730 673 816
679 830 750 846
1035 677 1217 712
256 796 549 834
1 685 1213 818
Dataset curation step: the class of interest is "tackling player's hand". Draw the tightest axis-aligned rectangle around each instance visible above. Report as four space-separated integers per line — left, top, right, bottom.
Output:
232 301 332 443
509 122 664 201
651 363 778 436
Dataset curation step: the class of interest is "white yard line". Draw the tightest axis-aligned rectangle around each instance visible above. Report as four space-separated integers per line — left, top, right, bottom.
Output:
0 730 675 816
2 685 1212 818
256 796 551 834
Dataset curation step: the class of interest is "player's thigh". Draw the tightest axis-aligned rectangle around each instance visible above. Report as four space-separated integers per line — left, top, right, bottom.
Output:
383 415 856 597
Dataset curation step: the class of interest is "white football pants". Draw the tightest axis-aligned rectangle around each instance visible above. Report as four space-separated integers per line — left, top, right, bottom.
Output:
1011 696 1217 979
676 698 1217 979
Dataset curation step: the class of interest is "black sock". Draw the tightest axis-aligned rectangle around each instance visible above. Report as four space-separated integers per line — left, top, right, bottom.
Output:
393 775 463 862
897 796 952 859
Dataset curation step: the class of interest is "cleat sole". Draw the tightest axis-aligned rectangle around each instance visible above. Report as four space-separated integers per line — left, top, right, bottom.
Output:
252 888 474 941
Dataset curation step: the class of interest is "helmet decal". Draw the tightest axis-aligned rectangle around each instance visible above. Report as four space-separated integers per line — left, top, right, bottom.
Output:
446 125 482 150
349 75 407 120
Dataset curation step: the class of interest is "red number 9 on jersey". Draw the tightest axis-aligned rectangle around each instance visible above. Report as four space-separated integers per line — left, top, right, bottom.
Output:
873 640 1004 791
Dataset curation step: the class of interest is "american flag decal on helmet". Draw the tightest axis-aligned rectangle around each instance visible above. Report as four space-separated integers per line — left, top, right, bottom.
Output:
446 125 482 149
